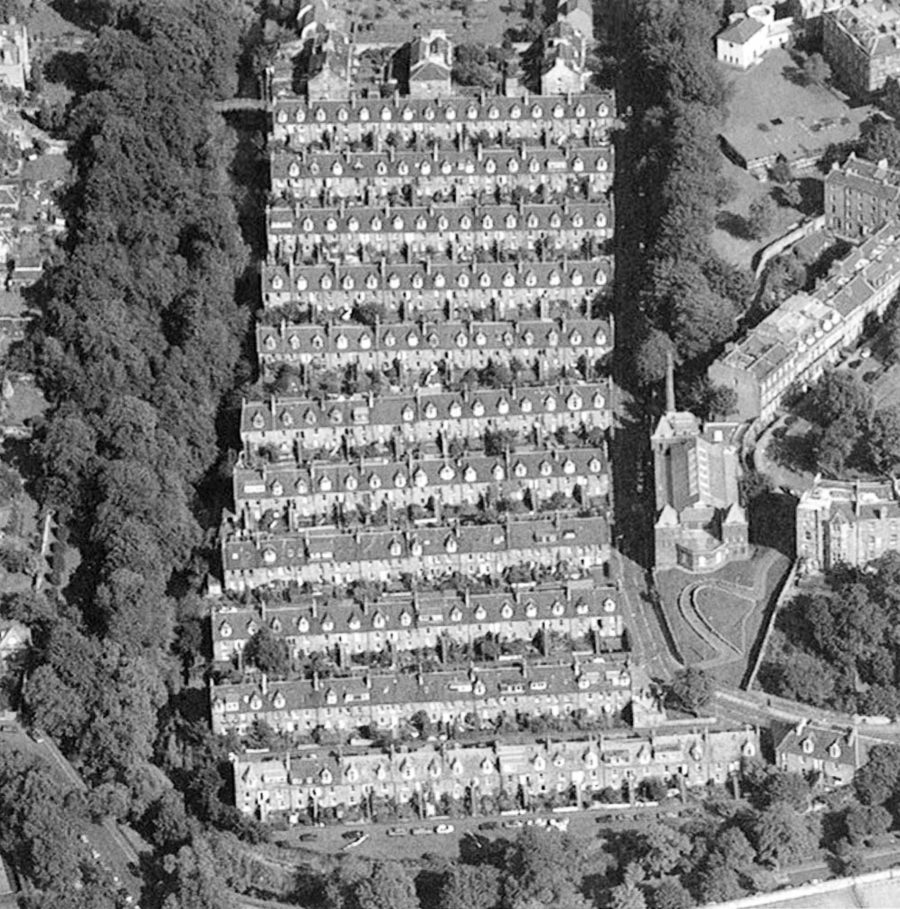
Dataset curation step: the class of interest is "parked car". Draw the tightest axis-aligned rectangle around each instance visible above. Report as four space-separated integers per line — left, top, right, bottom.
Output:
342 833 368 850
410 826 432 836
341 830 363 841
387 827 406 837
299 833 317 842
478 821 498 831
503 819 525 829
434 824 454 835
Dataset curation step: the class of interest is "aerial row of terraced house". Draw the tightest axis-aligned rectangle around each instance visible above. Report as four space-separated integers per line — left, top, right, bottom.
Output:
212 2 757 823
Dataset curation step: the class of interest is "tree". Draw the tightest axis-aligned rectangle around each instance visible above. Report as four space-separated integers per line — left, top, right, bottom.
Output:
634 329 675 387
500 828 591 908
438 864 502 909
770 160 793 184
776 649 838 707
452 44 504 89
746 195 777 240
354 861 420 909
649 878 694 909
610 880 647 909
759 255 805 313
639 821 691 877
244 626 291 677
705 384 738 419
754 802 817 868
867 406 900 473
696 852 744 903
668 667 712 715
859 121 900 169
800 52 831 86
844 803 892 846
782 181 802 209
855 744 900 806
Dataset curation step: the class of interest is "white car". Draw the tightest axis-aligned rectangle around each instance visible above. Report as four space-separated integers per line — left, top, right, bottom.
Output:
434 824 454 835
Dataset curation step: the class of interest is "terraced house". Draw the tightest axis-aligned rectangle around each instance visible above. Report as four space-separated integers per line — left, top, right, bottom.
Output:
231 728 760 822
211 580 625 664
210 654 652 738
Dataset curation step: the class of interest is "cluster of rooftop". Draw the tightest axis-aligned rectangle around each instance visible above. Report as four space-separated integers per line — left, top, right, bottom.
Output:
213 0 671 813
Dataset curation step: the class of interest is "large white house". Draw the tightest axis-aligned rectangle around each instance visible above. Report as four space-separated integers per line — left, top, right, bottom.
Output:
717 5 793 69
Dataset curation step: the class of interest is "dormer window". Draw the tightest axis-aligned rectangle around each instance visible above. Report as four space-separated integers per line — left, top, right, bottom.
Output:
359 107 370 122
376 160 388 176
359 334 371 350
531 104 542 119
445 106 456 120
570 330 582 346
471 400 485 417
410 540 423 557
389 539 402 557
439 464 455 481
288 162 300 178
567 393 583 411
289 334 301 350
802 737 814 755
369 474 382 490
450 607 462 622
297 616 310 633
271 274 284 291
596 156 608 172
520 397 532 413
437 215 449 230
594 269 607 286
548 270 561 287
464 466 477 483
249 693 262 710
304 409 317 425
331 161 343 176
529 158 540 174
456 331 468 348
525 271 537 287
276 108 288 124
329 408 343 425
383 330 395 346
481 758 493 775
514 461 527 478
552 600 565 616
510 104 521 119
540 460 553 477
501 602 513 619
392 215 404 231
262 549 277 565
589 458 602 473
474 605 486 620
424 401 438 419
525 601 537 618
402 405 415 422
571 270 583 287
393 472 407 488
467 104 478 119
336 332 349 348
475 331 487 346
449 401 462 418
406 332 419 348
271 480 284 497
547 330 559 347
295 479 309 495
373 611 386 629
544 396 557 412
345 475 358 492
273 691 286 709
381 106 392 121
219 621 233 638
402 106 413 121
479 272 491 288
592 392 605 409
604 598 616 613
457 273 470 289
252 412 266 430
320 275 333 290
492 464 505 481
434 273 446 288
502 271 515 288
400 610 412 626
319 476 333 492
414 469 429 487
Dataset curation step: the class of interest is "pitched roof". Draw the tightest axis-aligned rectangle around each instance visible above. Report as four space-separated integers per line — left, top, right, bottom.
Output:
718 17 766 44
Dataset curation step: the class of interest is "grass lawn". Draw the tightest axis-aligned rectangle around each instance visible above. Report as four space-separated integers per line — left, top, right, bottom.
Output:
655 548 791 686
711 159 803 271
693 585 755 653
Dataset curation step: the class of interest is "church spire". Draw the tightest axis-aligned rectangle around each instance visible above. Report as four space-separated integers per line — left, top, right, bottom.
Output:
665 348 676 414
